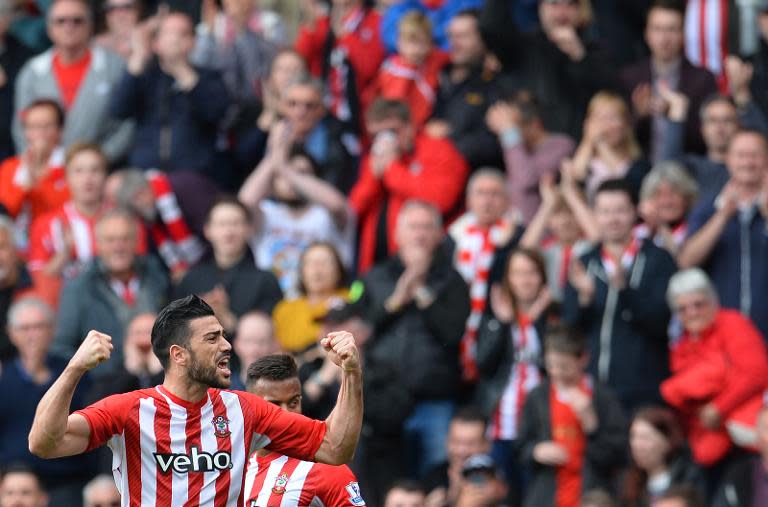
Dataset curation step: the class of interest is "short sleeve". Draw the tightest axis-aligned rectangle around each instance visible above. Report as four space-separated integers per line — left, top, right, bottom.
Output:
317 465 366 507
240 391 327 461
74 392 137 451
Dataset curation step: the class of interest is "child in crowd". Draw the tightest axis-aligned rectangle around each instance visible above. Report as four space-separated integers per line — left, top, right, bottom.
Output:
518 326 626 507
376 11 449 129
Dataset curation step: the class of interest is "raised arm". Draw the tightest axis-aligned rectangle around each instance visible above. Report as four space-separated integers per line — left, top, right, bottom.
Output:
29 330 113 458
283 168 350 229
678 186 736 268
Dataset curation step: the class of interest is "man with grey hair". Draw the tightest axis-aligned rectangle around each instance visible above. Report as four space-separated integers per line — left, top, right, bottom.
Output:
0 213 34 360
0 297 94 507
0 0 33 160
82 474 119 507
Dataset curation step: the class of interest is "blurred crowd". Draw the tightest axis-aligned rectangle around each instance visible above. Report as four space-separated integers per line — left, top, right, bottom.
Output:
3 0 768 506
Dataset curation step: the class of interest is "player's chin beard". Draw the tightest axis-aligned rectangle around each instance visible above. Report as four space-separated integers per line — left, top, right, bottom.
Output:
188 350 230 389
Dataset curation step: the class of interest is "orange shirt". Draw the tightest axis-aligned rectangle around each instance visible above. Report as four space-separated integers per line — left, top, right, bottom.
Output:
52 50 92 109
0 151 69 221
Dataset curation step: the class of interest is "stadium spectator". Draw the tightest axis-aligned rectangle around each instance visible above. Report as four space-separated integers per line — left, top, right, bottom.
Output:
0 100 69 241
0 465 48 507
0 298 93 507
620 0 717 160
295 0 385 130
52 209 169 380
678 129 768 338
568 92 650 203
636 161 699 258
447 169 522 381
230 310 279 390
376 11 449 130
239 138 352 296
518 325 627 507
485 91 575 224
200 0 286 46
82 474 119 507
350 99 469 273
620 406 705 507
0 1 33 161
273 241 349 354
661 268 768 466
244 354 366 507
13 0 134 163
425 8 502 169
355 201 469 478
454 454 509 507
93 0 141 60
563 179 676 412
111 10 230 176
173 197 282 332
480 0 614 139
384 480 426 507
0 215 35 360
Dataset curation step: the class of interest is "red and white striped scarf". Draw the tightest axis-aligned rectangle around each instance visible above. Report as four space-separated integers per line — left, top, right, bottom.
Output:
380 55 437 104
327 7 365 122
686 0 729 92
600 237 641 278
146 170 204 273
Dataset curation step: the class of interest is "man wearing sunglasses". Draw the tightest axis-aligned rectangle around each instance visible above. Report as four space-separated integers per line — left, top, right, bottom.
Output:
12 0 134 165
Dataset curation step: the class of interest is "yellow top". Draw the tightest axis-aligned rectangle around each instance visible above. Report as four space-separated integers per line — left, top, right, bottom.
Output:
273 289 350 352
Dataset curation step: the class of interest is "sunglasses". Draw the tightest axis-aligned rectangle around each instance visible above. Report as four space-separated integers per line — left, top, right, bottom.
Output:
51 16 87 26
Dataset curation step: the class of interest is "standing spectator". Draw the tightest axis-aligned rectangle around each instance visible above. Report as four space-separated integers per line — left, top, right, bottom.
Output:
678 130 768 338
239 137 352 296
518 325 627 507
485 91 575 225
230 311 279 390
448 169 521 381
0 215 35 360
0 100 69 249
350 99 469 273
51 209 169 380
93 0 141 60
569 92 650 203
376 11 449 130
384 481 426 507
356 201 469 479
563 179 676 412
295 0 385 131
111 10 230 177
82 475 120 507
0 466 48 507
0 298 94 507
480 0 615 140
620 0 718 159
13 0 134 163
0 1 33 161
661 268 768 466
425 8 502 170
200 0 286 46
173 197 282 333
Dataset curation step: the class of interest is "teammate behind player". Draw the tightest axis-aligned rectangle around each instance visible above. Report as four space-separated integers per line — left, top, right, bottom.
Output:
27 295 363 506
244 354 366 507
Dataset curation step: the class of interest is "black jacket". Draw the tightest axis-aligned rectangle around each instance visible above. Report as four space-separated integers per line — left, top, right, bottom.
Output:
711 456 762 507
0 35 33 160
620 449 706 507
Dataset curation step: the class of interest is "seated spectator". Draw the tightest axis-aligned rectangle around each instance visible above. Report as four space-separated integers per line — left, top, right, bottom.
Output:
636 161 699 258
111 10 230 176
655 485 704 507
480 0 614 140
0 100 69 246
355 201 469 479
173 196 282 332
376 11 449 130
105 168 205 281
678 129 768 338
0 298 93 506
13 0 134 163
273 241 348 354
425 8 502 169
229 310 279 390
485 91 575 225
82 474 120 507
52 209 169 380
518 325 626 507
569 92 650 202
93 0 141 60
454 454 509 507
447 168 522 380
620 0 717 160
563 179 676 412
0 3 34 161
423 408 491 507
620 406 705 507
351 99 469 273
475 248 554 492
0 215 35 360
239 138 352 296
384 480 426 507
295 0 385 130
661 268 768 466
0 465 48 507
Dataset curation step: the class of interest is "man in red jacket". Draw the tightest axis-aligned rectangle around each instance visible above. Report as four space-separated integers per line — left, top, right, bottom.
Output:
349 98 469 273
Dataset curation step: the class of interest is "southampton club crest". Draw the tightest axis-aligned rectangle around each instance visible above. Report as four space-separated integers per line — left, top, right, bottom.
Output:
272 473 289 495
212 415 231 438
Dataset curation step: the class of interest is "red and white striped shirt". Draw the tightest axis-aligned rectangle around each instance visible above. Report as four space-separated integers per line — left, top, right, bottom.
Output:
243 452 365 507
75 386 327 507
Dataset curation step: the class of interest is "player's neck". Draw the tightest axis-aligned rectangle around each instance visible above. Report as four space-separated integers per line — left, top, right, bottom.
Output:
162 372 210 404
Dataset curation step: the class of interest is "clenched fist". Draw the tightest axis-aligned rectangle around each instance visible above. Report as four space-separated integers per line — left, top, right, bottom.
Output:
70 330 114 372
320 331 361 373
